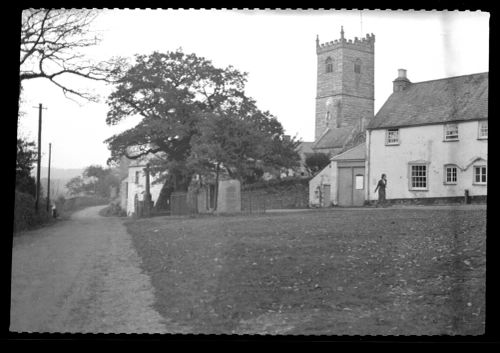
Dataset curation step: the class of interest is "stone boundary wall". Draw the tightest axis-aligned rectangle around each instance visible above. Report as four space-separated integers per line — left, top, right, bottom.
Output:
241 182 309 211
365 195 487 206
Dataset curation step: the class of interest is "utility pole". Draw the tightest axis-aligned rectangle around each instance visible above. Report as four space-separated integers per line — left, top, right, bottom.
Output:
34 103 47 212
46 143 51 212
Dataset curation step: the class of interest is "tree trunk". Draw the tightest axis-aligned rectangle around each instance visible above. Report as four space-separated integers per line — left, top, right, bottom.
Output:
214 162 220 211
155 178 174 211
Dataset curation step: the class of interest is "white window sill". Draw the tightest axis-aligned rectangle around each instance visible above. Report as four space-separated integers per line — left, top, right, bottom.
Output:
443 138 459 142
444 182 457 185
385 142 400 146
473 182 487 186
477 136 488 140
409 188 429 191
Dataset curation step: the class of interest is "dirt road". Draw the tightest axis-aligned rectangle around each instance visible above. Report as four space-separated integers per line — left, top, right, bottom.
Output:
10 206 179 334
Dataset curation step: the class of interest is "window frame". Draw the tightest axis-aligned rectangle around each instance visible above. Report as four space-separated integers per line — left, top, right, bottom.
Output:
478 120 488 140
408 162 429 191
325 111 331 123
473 165 487 185
443 123 459 141
325 57 333 73
385 128 400 145
355 174 364 190
444 164 458 185
354 58 362 74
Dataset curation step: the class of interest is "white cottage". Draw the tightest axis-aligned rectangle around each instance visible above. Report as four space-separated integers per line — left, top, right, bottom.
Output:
365 70 488 204
121 155 166 216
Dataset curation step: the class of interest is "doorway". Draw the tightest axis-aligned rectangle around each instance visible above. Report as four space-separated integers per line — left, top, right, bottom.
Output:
338 167 365 206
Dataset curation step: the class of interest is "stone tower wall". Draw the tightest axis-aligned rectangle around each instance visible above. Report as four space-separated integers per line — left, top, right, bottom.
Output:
314 32 375 141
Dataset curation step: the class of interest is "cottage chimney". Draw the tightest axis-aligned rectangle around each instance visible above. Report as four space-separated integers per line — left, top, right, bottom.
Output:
393 68 411 92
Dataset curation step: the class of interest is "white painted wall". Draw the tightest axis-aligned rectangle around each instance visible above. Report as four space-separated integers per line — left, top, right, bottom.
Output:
366 120 487 201
308 161 338 207
120 178 128 210
126 165 164 216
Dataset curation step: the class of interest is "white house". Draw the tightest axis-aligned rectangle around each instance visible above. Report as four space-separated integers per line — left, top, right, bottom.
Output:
365 70 488 204
309 142 366 207
122 155 166 216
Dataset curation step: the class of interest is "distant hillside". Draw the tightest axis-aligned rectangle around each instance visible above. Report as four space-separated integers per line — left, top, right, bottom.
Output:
33 167 84 180
40 178 73 198
31 167 83 198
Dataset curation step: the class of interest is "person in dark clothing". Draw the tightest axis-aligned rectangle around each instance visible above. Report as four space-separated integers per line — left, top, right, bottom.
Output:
374 173 388 207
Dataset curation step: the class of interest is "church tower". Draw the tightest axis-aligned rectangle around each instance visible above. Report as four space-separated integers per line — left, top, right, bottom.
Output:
314 27 375 154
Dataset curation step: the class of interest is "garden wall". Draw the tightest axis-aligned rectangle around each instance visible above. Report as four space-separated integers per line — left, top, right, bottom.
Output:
241 178 310 212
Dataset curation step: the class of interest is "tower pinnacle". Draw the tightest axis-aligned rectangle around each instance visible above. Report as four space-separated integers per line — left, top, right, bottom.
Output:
340 26 345 40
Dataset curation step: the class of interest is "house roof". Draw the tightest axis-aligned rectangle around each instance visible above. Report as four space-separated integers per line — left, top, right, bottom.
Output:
367 72 488 130
296 141 315 154
331 142 365 161
313 126 354 150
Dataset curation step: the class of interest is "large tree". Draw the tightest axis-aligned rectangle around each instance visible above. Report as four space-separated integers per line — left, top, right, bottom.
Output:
105 49 300 208
105 50 249 201
20 9 121 102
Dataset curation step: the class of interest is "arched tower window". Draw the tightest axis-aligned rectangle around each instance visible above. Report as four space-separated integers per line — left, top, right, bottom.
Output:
325 57 333 73
354 58 362 74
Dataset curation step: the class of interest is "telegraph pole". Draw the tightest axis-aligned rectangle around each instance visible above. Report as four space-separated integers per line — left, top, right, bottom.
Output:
34 103 47 213
46 143 52 212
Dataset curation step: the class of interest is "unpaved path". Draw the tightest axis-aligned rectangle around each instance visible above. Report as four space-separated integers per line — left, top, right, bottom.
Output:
10 206 178 333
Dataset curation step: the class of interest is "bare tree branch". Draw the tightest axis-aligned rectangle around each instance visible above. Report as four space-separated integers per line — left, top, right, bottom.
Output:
19 9 122 102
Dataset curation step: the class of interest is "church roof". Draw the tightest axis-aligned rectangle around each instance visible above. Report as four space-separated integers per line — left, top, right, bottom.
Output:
367 72 488 130
331 142 365 161
312 126 354 150
296 141 315 154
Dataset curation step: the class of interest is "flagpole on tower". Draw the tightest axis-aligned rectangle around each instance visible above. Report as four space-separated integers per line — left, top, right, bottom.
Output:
360 10 363 36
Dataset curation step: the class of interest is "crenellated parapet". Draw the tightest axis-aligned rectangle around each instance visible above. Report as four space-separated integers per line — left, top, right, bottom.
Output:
316 31 375 54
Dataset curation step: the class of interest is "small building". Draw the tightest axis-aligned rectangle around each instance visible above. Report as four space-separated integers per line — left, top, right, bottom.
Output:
120 153 166 216
365 70 488 204
309 142 366 207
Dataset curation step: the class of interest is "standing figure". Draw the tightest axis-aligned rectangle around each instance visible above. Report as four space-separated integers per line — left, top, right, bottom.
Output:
374 174 388 207
51 204 57 218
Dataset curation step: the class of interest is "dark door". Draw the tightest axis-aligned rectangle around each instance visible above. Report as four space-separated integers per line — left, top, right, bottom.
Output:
338 166 365 206
322 184 331 207
338 167 353 206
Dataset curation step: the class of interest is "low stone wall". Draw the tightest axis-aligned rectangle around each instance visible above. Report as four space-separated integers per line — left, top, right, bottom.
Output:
365 195 487 206
241 186 309 211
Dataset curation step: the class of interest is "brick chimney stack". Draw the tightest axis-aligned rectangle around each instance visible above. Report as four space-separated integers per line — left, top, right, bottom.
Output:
393 69 411 92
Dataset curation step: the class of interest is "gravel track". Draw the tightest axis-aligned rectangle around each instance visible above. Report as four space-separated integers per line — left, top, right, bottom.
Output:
10 206 172 334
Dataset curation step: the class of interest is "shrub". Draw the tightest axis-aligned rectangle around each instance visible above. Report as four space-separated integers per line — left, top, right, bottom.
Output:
59 195 108 215
13 191 52 233
98 203 126 217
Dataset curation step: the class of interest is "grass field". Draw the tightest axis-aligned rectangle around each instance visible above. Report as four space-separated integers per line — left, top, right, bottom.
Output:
126 206 486 335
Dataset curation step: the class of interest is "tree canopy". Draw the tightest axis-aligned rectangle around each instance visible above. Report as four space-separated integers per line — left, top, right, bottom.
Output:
66 165 119 198
305 153 331 175
105 49 300 206
16 138 38 196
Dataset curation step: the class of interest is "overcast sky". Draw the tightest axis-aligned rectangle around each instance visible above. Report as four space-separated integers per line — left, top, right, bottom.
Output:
18 9 489 170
